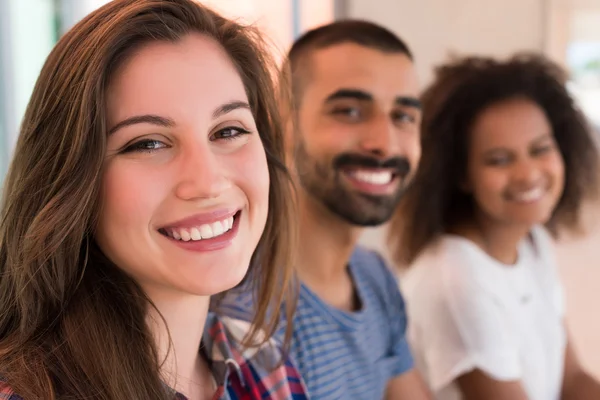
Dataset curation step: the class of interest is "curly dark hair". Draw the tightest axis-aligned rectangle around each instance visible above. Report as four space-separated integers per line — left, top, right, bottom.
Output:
388 53 600 265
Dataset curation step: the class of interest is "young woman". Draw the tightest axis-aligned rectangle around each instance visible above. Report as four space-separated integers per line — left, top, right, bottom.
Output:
388 54 600 400
0 0 307 399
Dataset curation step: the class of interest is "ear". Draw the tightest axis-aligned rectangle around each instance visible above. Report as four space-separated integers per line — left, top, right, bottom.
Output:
283 109 294 142
281 108 297 160
276 64 293 133
275 74 297 161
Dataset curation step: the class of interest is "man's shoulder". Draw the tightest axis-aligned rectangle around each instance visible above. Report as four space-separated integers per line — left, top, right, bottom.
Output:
350 245 396 281
350 245 407 314
214 287 257 323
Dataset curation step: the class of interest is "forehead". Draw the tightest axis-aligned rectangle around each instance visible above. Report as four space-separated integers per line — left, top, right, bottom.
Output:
106 33 247 123
470 98 552 150
304 42 420 102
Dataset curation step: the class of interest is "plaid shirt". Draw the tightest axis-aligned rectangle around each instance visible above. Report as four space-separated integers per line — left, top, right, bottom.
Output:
1 313 309 399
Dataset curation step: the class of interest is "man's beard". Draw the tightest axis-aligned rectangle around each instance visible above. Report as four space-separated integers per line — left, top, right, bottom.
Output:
293 138 412 227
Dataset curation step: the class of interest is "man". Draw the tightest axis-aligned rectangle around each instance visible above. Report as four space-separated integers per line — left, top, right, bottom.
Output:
220 20 429 399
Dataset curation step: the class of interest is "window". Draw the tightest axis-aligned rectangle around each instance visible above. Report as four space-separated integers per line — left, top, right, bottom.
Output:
0 0 57 184
566 9 600 128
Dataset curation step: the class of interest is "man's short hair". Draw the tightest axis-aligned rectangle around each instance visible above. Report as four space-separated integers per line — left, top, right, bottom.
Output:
284 20 413 105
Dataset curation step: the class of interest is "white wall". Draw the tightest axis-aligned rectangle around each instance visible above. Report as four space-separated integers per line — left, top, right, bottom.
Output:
348 0 600 377
59 0 112 33
347 0 546 85
571 10 600 42
203 0 334 61
556 214 600 376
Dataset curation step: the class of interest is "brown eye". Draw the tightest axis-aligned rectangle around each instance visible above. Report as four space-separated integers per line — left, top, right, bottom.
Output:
122 139 167 153
211 126 251 141
531 145 553 156
392 110 416 124
485 155 512 166
331 107 362 121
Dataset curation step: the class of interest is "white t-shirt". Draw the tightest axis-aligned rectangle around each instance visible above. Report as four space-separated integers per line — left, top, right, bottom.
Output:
401 226 567 400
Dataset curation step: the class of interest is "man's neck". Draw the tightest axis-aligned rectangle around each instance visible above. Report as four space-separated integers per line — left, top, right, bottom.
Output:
295 192 363 310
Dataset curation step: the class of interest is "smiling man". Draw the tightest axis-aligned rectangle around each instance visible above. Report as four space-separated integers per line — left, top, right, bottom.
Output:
220 20 430 399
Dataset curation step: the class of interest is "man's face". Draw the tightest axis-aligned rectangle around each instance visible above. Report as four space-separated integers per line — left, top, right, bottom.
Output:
293 43 421 226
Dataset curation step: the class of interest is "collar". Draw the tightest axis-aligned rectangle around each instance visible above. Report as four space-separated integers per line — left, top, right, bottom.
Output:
202 312 247 387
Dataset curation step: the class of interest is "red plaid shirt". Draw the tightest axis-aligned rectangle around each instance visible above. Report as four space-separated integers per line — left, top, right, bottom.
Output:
1 313 309 399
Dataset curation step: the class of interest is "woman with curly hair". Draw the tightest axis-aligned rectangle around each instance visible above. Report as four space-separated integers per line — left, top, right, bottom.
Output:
388 54 600 400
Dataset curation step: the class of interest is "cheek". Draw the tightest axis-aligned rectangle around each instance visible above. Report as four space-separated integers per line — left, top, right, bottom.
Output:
406 130 421 171
303 127 356 172
547 153 565 188
97 161 167 239
310 117 359 153
230 140 270 214
470 169 508 205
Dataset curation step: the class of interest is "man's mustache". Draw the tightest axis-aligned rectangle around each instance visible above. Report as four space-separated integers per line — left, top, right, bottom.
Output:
333 153 411 178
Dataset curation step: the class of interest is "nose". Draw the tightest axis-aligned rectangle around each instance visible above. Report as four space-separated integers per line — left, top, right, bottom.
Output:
358 114 398 158
174 140 231 200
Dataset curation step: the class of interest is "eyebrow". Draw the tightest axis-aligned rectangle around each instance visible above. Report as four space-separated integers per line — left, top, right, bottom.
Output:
212 100 251 119
531 132 553 145
325 89 373 102
108 101 252 135
108 115 175 135
397 96 422 109
483 133 554 155
324 88 422 109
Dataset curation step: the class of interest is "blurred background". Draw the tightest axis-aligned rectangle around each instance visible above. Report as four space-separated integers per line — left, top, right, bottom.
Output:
1 0 599 374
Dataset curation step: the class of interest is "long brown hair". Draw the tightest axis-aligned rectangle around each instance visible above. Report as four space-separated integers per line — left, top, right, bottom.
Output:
0 0 297 398
388 53 599 266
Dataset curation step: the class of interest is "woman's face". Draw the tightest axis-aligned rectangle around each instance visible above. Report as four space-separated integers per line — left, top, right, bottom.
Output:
465 97 565 228
97 33 270 298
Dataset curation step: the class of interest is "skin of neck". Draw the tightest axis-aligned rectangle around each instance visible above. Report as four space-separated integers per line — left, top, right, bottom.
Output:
295 188 363 281
292 186 370 312
456 209 532 265
145 286 213 399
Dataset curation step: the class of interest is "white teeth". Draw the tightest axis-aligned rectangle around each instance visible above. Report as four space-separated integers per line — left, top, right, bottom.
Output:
190 227 201 241
180 230 191 242
167 215 235 242
512 187 544 203
349 170 393 185
200 224 213 239
212 221 224 236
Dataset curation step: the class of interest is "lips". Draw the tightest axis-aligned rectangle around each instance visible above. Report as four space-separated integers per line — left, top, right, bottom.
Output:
157 210 242 252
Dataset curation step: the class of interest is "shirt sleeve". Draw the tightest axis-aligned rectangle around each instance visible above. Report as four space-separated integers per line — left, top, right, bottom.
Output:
420 259 522 391
374 252 415 377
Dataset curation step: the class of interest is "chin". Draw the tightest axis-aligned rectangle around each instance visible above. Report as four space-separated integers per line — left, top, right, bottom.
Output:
178 273 248 296
169 259 251 297
507 213 552 228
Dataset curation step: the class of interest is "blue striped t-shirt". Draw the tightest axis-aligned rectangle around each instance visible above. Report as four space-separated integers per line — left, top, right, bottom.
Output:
218 246 414 400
